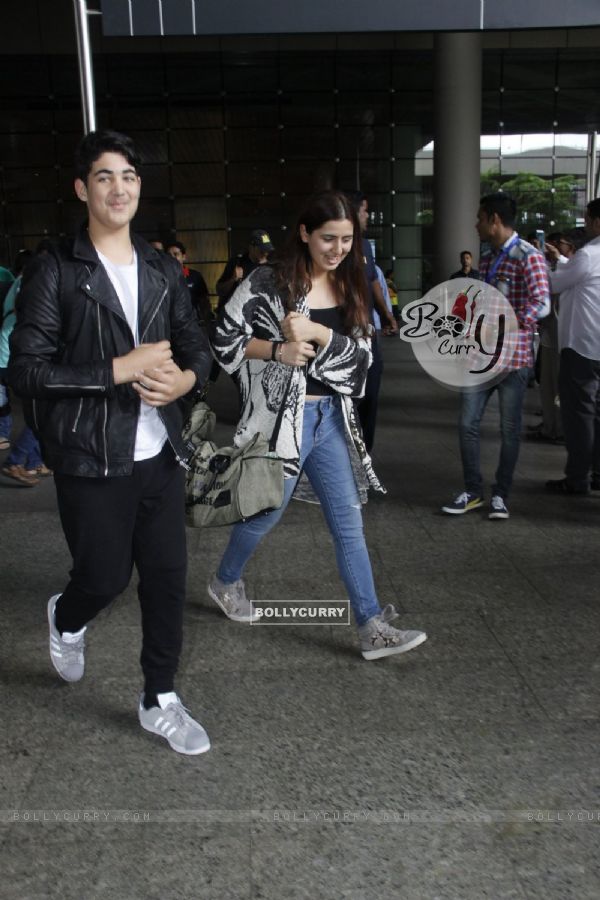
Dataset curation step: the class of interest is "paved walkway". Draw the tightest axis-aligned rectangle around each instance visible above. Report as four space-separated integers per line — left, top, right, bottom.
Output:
1 339 598 899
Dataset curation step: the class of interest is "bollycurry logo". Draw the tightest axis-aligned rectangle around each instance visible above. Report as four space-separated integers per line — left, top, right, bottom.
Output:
399 278 519 391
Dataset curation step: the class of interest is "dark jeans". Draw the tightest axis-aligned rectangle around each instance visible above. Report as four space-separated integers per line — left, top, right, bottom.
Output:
459 367 530 500
357 333 383 453
53 444 187 697
559 348 600 489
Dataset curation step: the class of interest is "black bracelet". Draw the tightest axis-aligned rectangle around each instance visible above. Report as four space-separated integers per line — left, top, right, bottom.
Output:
271 341 280 361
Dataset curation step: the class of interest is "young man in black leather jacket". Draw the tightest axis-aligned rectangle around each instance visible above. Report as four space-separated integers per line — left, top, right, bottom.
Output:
8 130 213 755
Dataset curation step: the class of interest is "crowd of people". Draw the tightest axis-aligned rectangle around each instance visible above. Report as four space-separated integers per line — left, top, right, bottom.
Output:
2 127 599 756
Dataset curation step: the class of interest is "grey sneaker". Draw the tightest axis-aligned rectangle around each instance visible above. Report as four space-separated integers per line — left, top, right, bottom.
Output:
207 574 260 623
138 693 210 756
358 604 427 661
489 495 509 520
47 594 86 682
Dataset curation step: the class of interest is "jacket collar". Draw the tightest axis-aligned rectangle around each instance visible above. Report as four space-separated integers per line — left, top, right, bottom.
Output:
72 224 161 265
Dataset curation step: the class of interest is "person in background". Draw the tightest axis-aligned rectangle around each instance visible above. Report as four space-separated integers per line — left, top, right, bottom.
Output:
449 250 480 281
166 240 212 328
216 229 274 311
210 189 427 661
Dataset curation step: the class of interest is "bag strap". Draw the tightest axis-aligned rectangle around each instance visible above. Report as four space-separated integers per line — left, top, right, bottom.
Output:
268 370 293 452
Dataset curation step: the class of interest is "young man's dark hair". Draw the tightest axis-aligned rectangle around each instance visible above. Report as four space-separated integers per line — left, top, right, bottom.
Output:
460 250 472 258
479 192 517 229
74 129 141 182
344 190 368 213
586 197 600 220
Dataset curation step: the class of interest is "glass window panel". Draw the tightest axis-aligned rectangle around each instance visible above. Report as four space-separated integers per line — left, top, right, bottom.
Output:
555 90 600 131
132 199 173 233
393 125 426 158
0 58 50 96
139 165 170 198
281 127 334 160
111 105 167 130
169 99 223 128
281 161 335 194
397 288 422 306
554 156 587 176
5 202 58 235
500 156 553 177
501 91 556 132
170 129 224 162
1 109 53 132
172 164 225 196
0 133 55 166
482 53 502 91
393 226 422 257
280 93 335 127
392 93 434 128
227 195 283 229
482 91 501 133
393 194 422 226
227 163 279 195
225 95 278 127
392 54 434 91
175 197 227 230
280 57 334 91
338 126 390 160
337 56 390 91
395 258 423 289
108 58 165 96
226 128 279 161
223 64 277 93
198 262 229 294
337 93 391 126
558 54 600 90
50 57 83 97
502 52 556 90
173 230 229 263
364 195 392 224
166 61 222 94
3 168 58 203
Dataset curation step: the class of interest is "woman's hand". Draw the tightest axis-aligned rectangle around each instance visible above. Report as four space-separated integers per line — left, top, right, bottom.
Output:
280 341 316 367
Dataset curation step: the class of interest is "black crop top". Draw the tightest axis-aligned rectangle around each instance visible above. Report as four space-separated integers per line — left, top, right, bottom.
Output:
305 305 345 396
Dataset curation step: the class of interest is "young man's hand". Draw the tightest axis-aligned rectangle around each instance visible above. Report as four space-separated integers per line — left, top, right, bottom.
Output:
132 361 196 406
113 341 172 385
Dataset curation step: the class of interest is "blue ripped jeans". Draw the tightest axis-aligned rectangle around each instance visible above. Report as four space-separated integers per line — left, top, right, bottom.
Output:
217 396 381 626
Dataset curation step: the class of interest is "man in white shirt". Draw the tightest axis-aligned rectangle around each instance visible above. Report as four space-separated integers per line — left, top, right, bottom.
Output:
545 198 600 494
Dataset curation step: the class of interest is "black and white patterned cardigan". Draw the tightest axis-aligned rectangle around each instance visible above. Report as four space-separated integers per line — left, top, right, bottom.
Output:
211 265 385 500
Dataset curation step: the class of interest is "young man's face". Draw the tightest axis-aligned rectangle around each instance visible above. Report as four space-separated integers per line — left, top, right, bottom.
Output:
75 151 141 234
461 252 472 269
476 208 495 243
584 211 600 238
167 245 185 264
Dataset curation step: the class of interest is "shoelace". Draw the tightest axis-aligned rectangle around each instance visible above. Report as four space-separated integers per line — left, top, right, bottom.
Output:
491 496 505 510
455 491 470 504
377 604 402 637
164 701 193 731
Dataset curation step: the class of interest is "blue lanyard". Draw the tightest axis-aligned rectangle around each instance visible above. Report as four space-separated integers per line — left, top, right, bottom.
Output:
485 235 519 285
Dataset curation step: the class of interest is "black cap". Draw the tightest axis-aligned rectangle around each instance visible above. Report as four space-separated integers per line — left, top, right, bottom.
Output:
250 229 274 252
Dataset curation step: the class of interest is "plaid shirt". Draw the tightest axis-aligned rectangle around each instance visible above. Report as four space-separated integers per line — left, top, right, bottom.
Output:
479 233 550 369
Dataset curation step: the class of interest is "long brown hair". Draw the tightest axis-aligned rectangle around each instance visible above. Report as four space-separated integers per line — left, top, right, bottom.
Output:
274 190 370 335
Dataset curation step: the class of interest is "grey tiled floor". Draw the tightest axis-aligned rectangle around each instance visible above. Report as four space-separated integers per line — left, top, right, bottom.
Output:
1 340 599 899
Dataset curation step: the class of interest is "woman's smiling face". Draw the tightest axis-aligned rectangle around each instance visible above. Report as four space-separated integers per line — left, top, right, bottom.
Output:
299 218 354 276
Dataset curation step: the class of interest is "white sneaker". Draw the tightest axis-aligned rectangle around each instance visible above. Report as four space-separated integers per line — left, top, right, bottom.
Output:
489 495 509 519
138 692 211 755
47 594 86 682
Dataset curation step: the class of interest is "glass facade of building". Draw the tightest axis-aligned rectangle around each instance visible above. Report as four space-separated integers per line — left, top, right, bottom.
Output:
1 41 599 301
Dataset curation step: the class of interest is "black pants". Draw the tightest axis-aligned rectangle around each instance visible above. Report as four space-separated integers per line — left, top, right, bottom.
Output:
54 444 188 697
559 348 600 488
357 334 383 454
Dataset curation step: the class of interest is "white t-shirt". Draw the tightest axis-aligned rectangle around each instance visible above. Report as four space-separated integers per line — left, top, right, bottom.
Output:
97 249 168 461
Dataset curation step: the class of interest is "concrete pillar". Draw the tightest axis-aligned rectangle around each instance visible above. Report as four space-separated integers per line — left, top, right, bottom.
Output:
433 32 482 284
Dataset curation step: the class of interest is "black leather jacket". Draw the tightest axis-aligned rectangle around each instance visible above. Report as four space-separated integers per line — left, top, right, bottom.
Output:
8 228 212 477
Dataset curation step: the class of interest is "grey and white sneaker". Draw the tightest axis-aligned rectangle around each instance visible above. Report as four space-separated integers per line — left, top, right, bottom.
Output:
47 594 86 682
207 574 260 623
358 604 427 661
489 495 509 519
138 693 210 755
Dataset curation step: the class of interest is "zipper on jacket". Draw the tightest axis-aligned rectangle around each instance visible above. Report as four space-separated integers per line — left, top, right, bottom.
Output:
158 408 190 471
140 285 168 342
96 303 109 476
72 398 83 433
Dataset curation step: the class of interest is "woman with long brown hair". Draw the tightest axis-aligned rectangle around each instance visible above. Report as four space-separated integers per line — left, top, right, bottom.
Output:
209 190 427 659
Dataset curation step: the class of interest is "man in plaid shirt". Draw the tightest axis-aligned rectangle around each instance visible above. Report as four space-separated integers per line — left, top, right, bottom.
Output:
442 192 550 520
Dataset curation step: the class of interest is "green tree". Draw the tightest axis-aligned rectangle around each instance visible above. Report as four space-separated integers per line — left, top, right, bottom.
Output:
480 169 584 232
